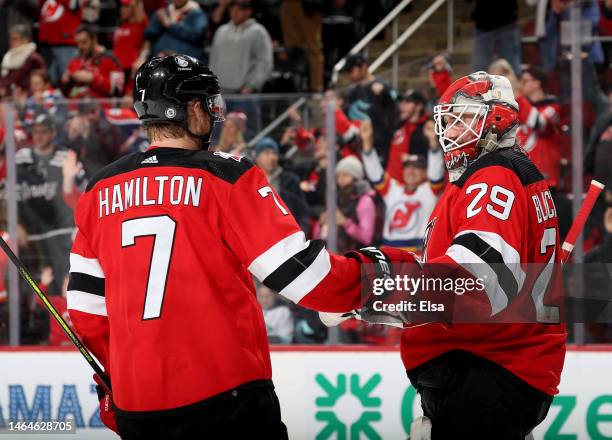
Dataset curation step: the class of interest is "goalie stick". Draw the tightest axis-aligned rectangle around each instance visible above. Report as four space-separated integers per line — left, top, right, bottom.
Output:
560 179 605 264
0 237 111 391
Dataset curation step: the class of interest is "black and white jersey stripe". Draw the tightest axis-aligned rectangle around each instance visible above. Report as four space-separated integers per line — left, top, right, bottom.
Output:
67 253 107 316
248 231 331 303
446 229 526 315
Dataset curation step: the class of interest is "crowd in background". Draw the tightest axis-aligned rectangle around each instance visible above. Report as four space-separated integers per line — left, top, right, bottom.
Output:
0 0 610 346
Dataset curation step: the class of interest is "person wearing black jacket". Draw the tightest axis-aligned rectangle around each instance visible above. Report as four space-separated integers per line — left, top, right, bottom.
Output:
255 136 310 232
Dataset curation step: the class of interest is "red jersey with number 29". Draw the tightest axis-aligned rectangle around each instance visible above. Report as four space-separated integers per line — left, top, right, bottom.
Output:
67 146 364 416
404 148 566 396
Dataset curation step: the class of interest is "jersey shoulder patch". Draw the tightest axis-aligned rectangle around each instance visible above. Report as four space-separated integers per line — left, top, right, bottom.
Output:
453 148 543 188
85 148 255 192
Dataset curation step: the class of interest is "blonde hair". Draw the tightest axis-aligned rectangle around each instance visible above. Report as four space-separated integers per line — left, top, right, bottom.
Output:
216 122 246 154
487 59 519 95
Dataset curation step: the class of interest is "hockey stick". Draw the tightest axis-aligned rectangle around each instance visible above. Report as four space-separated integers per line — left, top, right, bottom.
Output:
0 236 111 391
561 180 605 264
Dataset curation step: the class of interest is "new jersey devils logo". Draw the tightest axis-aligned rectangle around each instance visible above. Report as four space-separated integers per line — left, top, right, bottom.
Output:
389 201 421 233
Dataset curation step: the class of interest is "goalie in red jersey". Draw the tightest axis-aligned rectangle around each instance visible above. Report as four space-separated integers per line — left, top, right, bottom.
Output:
324 72 566 440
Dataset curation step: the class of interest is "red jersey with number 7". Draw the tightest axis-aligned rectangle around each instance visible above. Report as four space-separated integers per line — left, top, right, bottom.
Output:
67 146 365 416
403 148 566 396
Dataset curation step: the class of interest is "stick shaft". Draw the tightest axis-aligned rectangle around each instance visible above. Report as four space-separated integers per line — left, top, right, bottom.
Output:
561 180 605 263
0 236 111 390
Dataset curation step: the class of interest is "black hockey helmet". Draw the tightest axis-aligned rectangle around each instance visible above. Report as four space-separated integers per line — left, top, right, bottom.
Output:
133 55 226 126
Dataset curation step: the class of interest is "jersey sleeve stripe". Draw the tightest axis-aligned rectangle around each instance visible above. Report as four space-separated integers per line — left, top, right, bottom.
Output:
262 240 325 292
67 273 105 297
445 244 509 314
67 290 108 316
70 253 105 279
451 232 519 302
453 229 526 290
278 245 332 303
248 231 310 281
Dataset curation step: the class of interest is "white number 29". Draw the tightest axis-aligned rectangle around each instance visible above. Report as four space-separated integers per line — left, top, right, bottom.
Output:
466 183 515 220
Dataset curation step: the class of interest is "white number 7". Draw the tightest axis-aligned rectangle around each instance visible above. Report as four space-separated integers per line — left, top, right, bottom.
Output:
258 186 289 215
122 215 176 320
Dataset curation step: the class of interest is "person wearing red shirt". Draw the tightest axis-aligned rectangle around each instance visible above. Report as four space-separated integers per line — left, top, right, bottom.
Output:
386 90 430 182
516 66 564 191
37 267 72 346
61 25 124 101
428 54 452 98
38 0 82 86
113 0 149 92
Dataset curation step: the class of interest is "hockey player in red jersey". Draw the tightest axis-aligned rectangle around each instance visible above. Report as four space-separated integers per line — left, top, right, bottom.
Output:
66 55 406 439
324 72 566 439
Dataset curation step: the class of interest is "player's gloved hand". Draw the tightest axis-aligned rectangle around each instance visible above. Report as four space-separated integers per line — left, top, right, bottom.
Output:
93 374 119 435
346 245 420 267
345 246 421 326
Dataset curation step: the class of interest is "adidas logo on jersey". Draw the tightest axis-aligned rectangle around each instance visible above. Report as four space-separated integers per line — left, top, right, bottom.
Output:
141 155 158 164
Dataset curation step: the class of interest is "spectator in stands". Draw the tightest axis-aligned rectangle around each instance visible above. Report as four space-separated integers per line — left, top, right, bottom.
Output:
342 53 398 165
63 101 122 174
37 268 72 346
428 54 452 99
277 105 315 160
489 58 521 96
21 69 66 128
600 0 612 69
316 155 376 253
291 305 327 343
255 136 309 231
540 0 604 71
16 112 84 294
386 90 430 183
0 25 46 99
471 0 521 74
516 66 573 238
257 284 294 344
584 189 612 342
281 0 325 92
114 0 149 82
321 0 356 85
544 0 610 128
210 0 273 93
587 88 612 187
61 25 124 100
296 128 329 219
38 0 81 86
215 111 248 154
516 66 564 189
360 120 445 252
144 0 208 62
